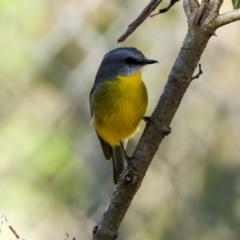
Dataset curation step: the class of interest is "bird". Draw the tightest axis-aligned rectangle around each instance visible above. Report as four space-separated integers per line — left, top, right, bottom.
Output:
89 47 158 184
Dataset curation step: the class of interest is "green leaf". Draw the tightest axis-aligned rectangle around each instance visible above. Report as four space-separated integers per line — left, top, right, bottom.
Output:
232 0 240 9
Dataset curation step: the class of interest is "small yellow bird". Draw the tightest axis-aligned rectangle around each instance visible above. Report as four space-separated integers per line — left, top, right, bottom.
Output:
90 47 158 184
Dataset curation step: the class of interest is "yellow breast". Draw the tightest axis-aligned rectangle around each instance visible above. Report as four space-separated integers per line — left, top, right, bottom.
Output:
92 71 148 146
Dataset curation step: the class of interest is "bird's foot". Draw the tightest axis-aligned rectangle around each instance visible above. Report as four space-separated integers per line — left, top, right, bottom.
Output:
125 156 139 184
143 116 157 126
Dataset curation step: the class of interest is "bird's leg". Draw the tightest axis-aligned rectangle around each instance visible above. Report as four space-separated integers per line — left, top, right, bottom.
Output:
120 141 129 159
120 141 132 165
143 116 157 126
120 141 135 169
120 142 141 183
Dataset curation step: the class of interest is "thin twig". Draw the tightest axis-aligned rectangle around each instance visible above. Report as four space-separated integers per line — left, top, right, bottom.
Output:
117 0 162 43
64 233 69 240
191 64 203 80
150 0 179 17
0 213 24 240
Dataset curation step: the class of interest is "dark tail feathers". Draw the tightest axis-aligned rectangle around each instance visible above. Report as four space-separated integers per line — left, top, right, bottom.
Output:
112 146 125 184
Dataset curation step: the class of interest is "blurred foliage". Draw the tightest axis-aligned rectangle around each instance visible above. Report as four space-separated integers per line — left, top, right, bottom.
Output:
232 0 240 9
0 0 240 239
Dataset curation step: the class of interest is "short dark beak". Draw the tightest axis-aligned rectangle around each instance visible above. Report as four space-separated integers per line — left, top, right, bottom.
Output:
144 59 158 65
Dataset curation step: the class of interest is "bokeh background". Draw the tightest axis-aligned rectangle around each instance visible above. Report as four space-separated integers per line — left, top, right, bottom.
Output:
0 0 240 239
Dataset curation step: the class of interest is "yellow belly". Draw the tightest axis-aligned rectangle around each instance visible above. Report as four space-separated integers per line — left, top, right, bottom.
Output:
92 71 148 146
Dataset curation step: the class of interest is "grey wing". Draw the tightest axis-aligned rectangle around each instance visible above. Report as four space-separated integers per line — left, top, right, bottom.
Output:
90 86 113 161
89 87 94 117
97 134 113 161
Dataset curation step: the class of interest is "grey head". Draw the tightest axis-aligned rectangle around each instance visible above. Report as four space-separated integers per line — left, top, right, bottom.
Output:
94 47 158 85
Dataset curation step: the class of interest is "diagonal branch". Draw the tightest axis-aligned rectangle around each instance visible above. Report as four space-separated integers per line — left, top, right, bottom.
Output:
92 2 240 240
211 0 224 14
117 0 162 43
150 0 179 17
92 20 215 240
214 9 240 27
183 0 199 20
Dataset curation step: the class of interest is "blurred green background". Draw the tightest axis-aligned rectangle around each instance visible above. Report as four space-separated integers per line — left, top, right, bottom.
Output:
0 0 240 239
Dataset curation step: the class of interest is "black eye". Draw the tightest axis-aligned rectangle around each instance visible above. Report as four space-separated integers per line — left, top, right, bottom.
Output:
125 57 135 64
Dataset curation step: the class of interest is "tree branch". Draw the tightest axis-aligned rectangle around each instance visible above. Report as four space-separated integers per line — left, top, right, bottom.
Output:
92 2 240 240
150 0 179 17
194 0 208 25
191 63 203 80
93 12 216 240
183 0 199 20
212 0 224 14
117 0 162 43
214 9 240 27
